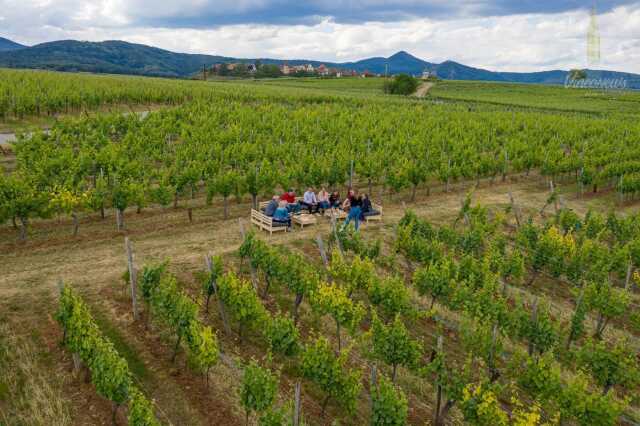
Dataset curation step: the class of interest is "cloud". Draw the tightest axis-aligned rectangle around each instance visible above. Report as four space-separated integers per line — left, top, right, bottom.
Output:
0 0 639 73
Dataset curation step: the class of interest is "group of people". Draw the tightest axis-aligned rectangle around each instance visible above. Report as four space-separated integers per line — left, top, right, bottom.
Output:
261 187 379 231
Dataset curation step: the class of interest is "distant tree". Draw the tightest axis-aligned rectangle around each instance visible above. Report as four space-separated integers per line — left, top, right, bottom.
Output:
383 74 419 95
569 69 588 81
218 63 230 76
256 64 282 79
232 63 249 77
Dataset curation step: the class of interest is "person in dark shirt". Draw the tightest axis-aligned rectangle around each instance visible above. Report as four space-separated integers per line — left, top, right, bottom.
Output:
361 194 379 219
264 196 279 217
342 192 362 231
329 191 341 209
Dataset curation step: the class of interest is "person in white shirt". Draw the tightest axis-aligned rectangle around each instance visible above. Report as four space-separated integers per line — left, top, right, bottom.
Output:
301 187 319 214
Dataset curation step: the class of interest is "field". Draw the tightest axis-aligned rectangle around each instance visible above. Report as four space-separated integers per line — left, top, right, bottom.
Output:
1 70 640 426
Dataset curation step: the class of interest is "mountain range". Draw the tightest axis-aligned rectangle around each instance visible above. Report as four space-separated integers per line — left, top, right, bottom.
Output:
0 37 26 52
0 37 638 88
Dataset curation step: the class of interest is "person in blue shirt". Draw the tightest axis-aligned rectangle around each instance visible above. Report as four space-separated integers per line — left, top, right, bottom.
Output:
273 201 292 229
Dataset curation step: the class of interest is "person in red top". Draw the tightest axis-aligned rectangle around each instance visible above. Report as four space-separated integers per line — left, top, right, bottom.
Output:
281 189 301 213
281 189 296 204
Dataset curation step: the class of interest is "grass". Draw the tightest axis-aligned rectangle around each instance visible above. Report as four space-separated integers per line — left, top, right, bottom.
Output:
428 80 640 115
0 325 72 426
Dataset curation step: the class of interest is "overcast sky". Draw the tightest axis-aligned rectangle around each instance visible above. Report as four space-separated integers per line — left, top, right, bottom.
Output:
1 0 639 73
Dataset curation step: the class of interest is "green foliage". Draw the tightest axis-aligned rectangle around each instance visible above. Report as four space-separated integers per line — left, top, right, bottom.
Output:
202 256 223 301
412 258 456 308
128 387 161 426
56 286 159 424
265 313 300 356
383 74 419 96
513 299 559 356
310 283 365 341
367 276 412 319
576 338 640 394
370 374 408 426
140 271 219 371
460 383 508 426
370 314 421 380
300 336 362 414
240 360 279 420
217 272 268 337
557 373 626 426
583 281 631 338
329 251 377 297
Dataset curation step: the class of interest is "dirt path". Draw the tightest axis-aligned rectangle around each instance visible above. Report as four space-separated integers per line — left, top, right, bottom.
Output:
413 82 434 98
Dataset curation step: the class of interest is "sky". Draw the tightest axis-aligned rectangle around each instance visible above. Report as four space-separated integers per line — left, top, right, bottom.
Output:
1 0 639 73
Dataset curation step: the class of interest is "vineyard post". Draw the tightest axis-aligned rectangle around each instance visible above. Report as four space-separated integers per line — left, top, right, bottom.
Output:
433 335 444 426
330 212 344 256
293 382 301 426
349 158 354 189
508 192 521 228
528 298 538 356
125 237 139 321
489 323 499 382
550 181 559 214
502 149 509 182
578 167 584 198
205 254 232 335
316 235 332 283
116 208 124 231
238 219 259 292
369 364 378 412
57 279 66 343
567 286 585 350
624 259 634 290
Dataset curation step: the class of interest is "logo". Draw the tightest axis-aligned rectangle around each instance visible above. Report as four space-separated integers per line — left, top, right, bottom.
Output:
565 3 628 90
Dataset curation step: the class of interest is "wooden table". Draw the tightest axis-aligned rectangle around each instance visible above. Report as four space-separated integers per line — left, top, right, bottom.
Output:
293 214 317 229
324 209 347 220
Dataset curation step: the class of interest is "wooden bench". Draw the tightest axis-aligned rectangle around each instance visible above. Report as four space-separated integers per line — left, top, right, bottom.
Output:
364 203 383 223
250 209 288 236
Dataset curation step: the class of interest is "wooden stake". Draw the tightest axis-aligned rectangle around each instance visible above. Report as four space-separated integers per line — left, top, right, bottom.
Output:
508 192 521 228
125 237 139 320
433 336 444 426
369 364 378 411
206 254 232 335
316 235 329 268
293 382 301 426
239 219 259 292
625 260 634 291
528 298 538 356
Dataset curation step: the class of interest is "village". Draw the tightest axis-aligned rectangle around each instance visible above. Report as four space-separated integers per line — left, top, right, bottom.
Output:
209 61 376 78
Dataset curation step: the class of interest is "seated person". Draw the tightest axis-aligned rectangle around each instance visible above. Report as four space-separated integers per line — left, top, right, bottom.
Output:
301 187 319 214
342 189 356 212
281 189 301 213
317 187 330 213
272 201 292 228
329 191 341 209
361 194 380 218
264 196 279 217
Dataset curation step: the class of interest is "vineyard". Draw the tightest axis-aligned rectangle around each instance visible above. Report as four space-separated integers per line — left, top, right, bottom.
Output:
1 70 640 425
